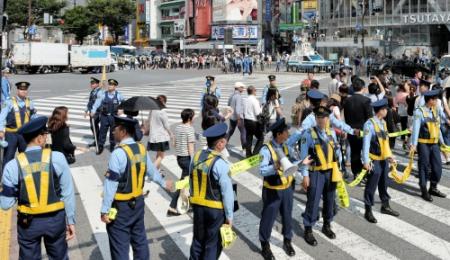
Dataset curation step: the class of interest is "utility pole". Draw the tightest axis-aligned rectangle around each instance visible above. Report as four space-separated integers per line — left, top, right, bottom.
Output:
361 0 366 58
28 0 32 27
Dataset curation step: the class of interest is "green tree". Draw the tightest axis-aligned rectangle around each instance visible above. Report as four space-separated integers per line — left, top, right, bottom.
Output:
5 0 67 28
62 6 97 45
87 0 134 44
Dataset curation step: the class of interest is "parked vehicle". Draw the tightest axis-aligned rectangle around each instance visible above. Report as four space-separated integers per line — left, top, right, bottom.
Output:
287 54 334 73
13 42 69 74
70 45 115 73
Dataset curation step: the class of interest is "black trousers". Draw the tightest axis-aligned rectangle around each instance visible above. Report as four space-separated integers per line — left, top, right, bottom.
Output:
348 134 363 177
170 156 191 209
244 119 264 157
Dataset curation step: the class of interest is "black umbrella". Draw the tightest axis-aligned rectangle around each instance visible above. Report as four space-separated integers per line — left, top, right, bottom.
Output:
119 96 163 112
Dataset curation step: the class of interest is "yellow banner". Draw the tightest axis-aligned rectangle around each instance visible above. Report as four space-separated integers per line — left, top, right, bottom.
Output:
347 169 368 187
336 180 350 208
388 130 410 138
390 152 414 184
220 224 237 249
441 145 450 153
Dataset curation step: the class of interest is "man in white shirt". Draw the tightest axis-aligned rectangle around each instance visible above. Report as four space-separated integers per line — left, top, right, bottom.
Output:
227 82 247 151
328 71 339 96
243 85 263 157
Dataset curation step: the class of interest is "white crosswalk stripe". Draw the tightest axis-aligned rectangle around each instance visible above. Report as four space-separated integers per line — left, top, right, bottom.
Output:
22 74 450 259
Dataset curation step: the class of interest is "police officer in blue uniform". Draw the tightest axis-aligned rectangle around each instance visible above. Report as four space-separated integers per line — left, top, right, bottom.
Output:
100 116 173 260
90 79 124 154
261 75 284 105
0 116 76 259
410 89 447 201
85 77 103 147
189 123 234 260
287 89 359 148
362 99 399 223
258 118 296 259
0 81 37 168
200 75 221 108
299 106 340 246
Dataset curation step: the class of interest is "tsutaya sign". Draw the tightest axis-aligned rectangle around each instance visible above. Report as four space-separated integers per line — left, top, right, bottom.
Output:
402 12 450 24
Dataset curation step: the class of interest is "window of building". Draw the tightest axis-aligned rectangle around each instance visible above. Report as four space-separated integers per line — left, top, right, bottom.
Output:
420 0 427 12
161 26 172 36
161 9 170 17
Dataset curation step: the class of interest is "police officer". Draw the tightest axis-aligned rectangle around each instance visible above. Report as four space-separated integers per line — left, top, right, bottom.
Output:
90 79 124 154
200 75 221 108
258 118 296 259
0 81 37 168
85 77 103 148
362 99 399 223
410 89 447 201
190 123 234 260
299 106 340 246
261 75 284 105
0 116 76 259
287 90 359 148
100 116 173 260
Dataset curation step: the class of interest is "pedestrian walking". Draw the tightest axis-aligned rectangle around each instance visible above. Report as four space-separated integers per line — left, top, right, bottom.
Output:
243 86 264 157
227 82 246 153
48 106 77 164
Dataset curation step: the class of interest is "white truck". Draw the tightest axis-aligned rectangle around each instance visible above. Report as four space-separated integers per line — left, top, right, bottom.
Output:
70 45 116 73
12 42 69 74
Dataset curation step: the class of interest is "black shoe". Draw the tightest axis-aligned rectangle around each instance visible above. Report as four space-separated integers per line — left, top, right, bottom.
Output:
260 241 275 260
322 222 336 239
429 187 447 198
421 189 433 202
380 202 400 217
364 205 377 223
88 142 96 148
166 209 181 217
283 239 295 256
304 226 317 246
96 146 104 155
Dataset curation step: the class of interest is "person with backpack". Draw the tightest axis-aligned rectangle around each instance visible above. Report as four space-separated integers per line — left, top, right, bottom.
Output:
261 75 284 105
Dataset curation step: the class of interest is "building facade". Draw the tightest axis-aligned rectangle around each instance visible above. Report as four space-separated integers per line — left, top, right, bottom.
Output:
317 0 450 58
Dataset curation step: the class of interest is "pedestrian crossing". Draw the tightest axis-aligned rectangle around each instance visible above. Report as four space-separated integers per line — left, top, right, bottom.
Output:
8 74 450 259
31 74 304 150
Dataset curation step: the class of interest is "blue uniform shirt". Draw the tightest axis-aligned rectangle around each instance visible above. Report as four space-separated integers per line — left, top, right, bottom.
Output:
0 96 37 131
101 137 166 213
85 88 104 113
0 146 76 225
410 106 445 146
90 90 124 114
362 117 386 165
299 128 339 177
200 87 221 107
259 140 298 177
261 85 284 105
301 112 354 135
190 149 234 221
1 77 11 104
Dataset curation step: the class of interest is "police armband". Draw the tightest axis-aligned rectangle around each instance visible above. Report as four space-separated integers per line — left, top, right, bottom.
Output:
0 185 17 197
105 170 120 181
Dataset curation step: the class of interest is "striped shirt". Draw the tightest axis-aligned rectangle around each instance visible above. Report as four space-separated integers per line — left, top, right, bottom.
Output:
175 124 196 156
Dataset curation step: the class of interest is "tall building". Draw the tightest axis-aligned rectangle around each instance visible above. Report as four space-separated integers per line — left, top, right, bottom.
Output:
317 0 450 58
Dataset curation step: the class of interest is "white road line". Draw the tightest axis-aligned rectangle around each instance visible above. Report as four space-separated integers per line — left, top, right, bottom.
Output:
380 188 450 227
71 166 113 260
396 177 450 201
349 198 450 259
161 155 315 260
230 168 396 260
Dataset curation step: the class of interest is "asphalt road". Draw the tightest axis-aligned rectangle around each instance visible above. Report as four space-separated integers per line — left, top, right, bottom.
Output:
3 68 450 260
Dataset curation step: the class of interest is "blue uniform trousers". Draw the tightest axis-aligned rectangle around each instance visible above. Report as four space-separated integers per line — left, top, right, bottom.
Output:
106 196 149 260
17 210 68 260
364 160 391 206
417 143 442 189
190 205 225 260
3 132 26 167
259 183 294 242
99 114 116 148
302 170 336 227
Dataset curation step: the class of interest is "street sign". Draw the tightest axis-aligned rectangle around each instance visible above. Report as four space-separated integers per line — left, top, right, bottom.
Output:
279 23 306 31
216 44 234 49
180 39 184 50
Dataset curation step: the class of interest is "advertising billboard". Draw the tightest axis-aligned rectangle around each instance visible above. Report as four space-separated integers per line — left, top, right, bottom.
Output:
213 0 258 22
211 25 258 40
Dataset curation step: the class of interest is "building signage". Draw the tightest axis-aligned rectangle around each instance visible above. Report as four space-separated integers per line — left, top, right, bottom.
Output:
211 25 258 40
402 12 450 24
264 0 271 22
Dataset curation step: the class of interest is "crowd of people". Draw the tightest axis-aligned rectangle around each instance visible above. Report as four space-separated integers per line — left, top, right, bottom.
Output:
0 62 450 260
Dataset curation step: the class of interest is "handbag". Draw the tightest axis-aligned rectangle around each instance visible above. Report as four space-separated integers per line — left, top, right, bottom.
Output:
66 153 76 164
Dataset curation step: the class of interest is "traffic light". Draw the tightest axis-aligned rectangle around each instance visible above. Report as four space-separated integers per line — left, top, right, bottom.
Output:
224 28 233 45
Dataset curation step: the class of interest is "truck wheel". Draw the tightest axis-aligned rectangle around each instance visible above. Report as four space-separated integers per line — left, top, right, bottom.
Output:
313 66 319 73
41 67 49 74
